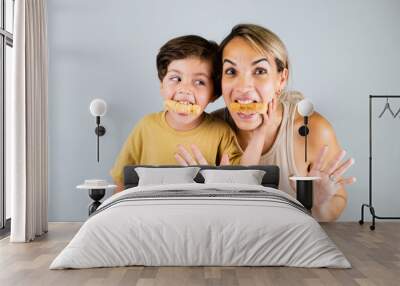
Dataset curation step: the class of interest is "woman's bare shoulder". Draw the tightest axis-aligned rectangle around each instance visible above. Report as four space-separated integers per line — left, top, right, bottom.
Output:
294 111 336 142
309 112 337 145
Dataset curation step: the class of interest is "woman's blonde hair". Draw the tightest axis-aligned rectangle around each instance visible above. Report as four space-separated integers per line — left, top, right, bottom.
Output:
219 24 290 81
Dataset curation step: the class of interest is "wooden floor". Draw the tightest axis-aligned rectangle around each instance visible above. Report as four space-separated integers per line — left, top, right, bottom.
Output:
0 222 399 286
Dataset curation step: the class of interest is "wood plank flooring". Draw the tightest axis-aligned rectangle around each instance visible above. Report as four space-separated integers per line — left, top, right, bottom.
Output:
0 222 399 286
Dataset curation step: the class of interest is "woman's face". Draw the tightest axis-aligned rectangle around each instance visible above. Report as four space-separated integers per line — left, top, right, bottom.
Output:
221 37 287 131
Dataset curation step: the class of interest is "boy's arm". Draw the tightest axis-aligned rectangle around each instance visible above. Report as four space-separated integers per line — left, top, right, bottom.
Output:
110 124 142 193
219 127 242 165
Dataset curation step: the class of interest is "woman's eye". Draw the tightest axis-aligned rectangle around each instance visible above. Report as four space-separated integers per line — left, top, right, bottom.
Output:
170 76 181 82
194 80 206 86
224 68 236 76
254 68 267 75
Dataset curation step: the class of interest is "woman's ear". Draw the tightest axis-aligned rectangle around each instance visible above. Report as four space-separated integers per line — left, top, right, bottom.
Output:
279 68 289 91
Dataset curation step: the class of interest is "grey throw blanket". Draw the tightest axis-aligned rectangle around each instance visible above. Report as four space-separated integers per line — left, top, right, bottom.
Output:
91 189 309 217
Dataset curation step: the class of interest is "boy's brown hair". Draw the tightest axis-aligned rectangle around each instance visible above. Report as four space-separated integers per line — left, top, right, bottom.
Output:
156 35 221 97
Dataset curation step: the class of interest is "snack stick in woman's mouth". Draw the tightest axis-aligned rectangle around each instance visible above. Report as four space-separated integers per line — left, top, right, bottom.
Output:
164 99 201 116
229 102 268 114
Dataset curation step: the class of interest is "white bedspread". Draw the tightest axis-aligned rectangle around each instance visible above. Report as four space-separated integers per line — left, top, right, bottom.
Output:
50 183 350 269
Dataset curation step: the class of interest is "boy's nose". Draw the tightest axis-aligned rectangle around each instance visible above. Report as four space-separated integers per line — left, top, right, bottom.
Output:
177 90 192 96
177 85 194 96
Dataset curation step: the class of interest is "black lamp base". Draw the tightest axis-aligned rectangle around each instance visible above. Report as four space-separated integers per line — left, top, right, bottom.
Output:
296 180 313 211
88 189 105 215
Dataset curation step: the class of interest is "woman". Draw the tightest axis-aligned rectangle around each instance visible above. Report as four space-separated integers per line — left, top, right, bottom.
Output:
175 24 356 221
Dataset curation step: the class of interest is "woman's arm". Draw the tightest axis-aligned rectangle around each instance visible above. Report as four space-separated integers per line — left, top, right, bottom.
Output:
240 98 278 165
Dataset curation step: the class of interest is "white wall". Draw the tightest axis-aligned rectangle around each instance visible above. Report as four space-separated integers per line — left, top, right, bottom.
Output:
47 0 400 221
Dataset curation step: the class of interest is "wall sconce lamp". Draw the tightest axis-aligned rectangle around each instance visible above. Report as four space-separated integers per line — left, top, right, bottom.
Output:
289 98 319 212
89 99 107 162
297 99 314 163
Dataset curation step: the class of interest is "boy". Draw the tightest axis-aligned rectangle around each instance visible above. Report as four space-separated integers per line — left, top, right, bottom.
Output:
110 35 257 192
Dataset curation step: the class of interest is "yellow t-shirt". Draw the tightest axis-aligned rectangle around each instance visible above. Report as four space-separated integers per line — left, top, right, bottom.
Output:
109 111 242 185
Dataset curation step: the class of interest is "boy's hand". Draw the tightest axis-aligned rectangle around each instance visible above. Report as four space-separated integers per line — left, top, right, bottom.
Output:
175 144 230 166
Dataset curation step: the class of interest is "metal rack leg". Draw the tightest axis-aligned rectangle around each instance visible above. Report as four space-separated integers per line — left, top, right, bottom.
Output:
359 203 400 231
359 203 367 225
359 203 376 230
369 206 376 230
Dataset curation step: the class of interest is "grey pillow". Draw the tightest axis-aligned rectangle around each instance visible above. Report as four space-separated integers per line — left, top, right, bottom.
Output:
135 167 200 186
200 169 266 185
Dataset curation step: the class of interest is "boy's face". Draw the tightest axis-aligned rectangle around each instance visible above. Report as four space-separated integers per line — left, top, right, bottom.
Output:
160 57 214 126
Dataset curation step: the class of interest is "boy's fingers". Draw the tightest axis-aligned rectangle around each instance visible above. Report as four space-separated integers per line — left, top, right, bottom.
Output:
174 153 188 166
177 144 197 165
190 144 208 165
220 153 230 166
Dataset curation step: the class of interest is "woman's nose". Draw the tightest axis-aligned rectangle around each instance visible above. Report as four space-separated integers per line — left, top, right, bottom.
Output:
235 73 254 92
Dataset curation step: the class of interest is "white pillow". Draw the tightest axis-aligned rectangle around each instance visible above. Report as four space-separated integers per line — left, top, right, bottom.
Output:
200 169 266 185
135 167 200 186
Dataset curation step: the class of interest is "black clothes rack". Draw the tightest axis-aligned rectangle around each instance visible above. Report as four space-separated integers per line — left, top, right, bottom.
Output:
359 95 400 230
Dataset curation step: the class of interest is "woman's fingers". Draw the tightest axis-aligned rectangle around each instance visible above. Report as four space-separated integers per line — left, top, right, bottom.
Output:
337 176 357 188
271 97 277 113
177 144 197 165
325 150 346 174
174 153 188 166
220 153 230 166
310 145 329 172
266 98 274 118
190 144 209 165
331 158 355 179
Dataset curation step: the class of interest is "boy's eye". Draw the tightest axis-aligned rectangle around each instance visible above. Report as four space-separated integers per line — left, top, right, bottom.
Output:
224 67 236 76
254 67 268 75
194 80 206 86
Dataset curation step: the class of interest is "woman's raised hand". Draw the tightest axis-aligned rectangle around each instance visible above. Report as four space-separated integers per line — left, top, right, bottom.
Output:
175 144 230 166
308 146 356 208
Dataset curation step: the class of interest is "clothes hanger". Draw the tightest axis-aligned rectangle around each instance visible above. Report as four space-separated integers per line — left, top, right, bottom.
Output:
378 97 395 118
394 106 400 118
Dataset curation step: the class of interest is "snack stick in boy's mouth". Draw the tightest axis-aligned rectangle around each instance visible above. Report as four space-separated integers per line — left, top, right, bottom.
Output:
229 102 268 114
164 99 202 116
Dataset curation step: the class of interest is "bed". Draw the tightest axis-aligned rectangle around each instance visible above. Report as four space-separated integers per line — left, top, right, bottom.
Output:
50 165 350 269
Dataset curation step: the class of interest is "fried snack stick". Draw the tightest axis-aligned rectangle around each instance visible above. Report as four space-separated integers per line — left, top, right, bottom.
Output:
164 99 202 116
229 102 268 114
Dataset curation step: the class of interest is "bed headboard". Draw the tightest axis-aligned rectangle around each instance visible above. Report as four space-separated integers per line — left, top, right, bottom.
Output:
123 165 280 189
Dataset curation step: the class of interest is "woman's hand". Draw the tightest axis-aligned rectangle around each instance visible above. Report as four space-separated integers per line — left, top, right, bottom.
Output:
239 97 278 165
251 97 278 139
308 146 356 208
174 144 230 166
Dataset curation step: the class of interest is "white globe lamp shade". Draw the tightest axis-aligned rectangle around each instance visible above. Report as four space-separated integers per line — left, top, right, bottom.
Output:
90 99 107 117
298 99 314 117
